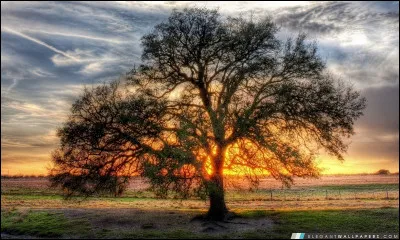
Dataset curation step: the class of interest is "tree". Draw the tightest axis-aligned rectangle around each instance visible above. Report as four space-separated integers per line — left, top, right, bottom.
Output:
50 8 366 220
376 169 390 175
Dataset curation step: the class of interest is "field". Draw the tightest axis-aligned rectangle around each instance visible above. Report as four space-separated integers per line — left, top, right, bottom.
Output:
1 175 399 239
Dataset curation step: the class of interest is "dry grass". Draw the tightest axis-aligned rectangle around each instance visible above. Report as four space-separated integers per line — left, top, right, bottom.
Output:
1 175 399 212
224 174 399 190
2 174 398 192
2 195 398 212
1 175 398 239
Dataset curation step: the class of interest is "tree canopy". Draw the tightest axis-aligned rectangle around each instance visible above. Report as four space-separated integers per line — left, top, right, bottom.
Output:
50 8 366 220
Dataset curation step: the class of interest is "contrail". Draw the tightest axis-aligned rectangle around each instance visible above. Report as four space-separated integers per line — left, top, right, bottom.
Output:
5 78 18 94
2 27 80 62
24 29 123 44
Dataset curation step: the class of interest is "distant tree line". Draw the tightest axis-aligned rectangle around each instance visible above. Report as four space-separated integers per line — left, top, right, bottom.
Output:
1 174 47 179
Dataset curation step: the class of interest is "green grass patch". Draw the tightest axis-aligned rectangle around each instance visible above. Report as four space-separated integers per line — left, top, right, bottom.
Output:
1 209 91 238
264 209 399 239
239 209 271 218
2 194 156 202
1 208 398 239
3 194 63 200
1 210 68 237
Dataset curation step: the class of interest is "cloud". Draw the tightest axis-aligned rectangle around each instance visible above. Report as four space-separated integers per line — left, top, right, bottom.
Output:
343 84 400 166
1 1 398 174
274 2 398 35
357 85 399 135
5 79 18 93
79 62 105 75
2 27 80 62
24 29 125 44
50 49 99 67
270 2 399 88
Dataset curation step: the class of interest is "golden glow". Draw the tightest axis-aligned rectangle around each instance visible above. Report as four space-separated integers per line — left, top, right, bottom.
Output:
2 138 398 176
1 160 49 176
315 155 399 175
2 153 398 176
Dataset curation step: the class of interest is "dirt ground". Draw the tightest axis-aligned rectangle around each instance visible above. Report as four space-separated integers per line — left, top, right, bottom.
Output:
63 208 274 234
1 208 275 239
1 175 398 238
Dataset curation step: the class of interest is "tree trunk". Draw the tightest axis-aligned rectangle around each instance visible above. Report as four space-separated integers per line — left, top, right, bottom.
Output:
207 173 228 220
206 148 228 221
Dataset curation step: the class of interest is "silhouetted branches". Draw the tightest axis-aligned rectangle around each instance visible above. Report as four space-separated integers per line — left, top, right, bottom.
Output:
50 7 366 220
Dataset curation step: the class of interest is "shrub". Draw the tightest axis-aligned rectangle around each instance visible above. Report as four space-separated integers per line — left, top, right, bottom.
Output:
376 169 390 175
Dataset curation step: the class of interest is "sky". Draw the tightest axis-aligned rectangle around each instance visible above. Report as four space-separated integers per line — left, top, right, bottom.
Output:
1 1 399 175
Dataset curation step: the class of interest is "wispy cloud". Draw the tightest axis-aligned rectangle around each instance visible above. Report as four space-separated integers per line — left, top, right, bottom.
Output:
2 27 80 62
23 29 125 44
1 1 398 174
5 79 18 93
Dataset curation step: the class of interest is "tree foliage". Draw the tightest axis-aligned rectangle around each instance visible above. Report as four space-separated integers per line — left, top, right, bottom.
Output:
376 169 390 175
50 8 366 217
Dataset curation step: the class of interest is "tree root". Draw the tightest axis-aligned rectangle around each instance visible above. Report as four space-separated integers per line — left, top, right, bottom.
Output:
190 211 246 223
222 220 248 225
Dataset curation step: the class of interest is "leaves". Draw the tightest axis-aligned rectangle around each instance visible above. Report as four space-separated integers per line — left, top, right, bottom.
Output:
50 8 366 199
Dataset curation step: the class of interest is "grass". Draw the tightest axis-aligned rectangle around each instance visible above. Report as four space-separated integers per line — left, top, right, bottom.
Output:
2 177 398 204
224 183 399 201
1 208 398 239
311 183 400 191
2 191 399 213
1 209 91 237
1 177 398 238
2 194 159 202
111 229 206 239
238 209 399 239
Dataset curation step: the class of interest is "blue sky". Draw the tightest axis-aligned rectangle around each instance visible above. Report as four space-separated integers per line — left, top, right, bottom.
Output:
1 1 399 175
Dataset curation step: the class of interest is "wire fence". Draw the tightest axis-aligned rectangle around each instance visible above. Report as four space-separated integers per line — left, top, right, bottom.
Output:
227 189 399 201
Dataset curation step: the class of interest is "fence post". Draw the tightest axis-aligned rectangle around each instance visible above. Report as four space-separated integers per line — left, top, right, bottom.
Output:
339 189 341 199
284 190 286 201
386 190 389 199
325 189 328 200
270 190 273 201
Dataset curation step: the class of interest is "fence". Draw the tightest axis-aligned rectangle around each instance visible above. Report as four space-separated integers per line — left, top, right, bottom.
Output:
227 188 399 201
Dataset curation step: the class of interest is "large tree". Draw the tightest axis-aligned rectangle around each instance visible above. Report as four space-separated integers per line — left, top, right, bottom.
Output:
50 8 366 220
